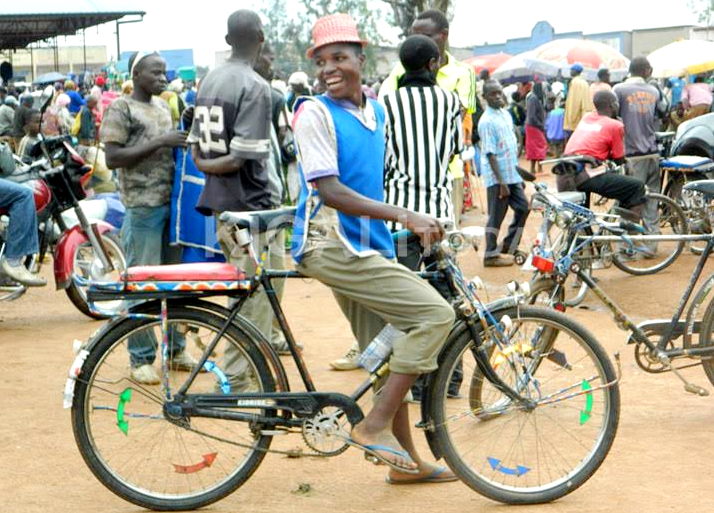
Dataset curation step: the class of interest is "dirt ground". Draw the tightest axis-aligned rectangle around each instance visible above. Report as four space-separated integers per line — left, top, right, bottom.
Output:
2 173 714 513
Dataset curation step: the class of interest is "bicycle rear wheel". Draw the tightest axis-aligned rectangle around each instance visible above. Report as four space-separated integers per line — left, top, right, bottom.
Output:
612 193 687 275
71 304 275 511
430 306 619 504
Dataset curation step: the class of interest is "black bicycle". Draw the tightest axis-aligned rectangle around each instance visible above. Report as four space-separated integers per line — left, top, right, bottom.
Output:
527 180 714 394
66 208 620 510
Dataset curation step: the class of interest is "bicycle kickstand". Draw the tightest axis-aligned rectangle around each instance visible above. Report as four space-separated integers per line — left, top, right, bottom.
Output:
657 351 710 396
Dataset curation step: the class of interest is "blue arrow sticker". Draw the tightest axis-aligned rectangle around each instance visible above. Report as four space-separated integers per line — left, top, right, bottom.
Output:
487 457 530 477
203 361 231 394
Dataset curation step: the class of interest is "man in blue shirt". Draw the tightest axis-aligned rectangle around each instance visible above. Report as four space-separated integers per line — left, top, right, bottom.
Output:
478 79 529 267
669 76 686 108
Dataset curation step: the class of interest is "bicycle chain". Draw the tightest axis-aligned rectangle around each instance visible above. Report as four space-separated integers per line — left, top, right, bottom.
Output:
185 425 335 458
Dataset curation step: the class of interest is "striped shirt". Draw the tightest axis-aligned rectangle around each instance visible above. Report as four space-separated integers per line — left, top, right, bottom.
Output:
383 85 463 229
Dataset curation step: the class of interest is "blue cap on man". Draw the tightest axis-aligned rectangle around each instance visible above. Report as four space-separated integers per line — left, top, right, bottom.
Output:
570 63 584 74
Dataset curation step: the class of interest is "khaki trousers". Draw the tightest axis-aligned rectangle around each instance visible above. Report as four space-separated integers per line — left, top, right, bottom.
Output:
297 245 454 375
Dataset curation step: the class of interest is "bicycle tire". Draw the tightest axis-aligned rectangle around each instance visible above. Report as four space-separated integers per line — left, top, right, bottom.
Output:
612 192 687 276
72 304 275 511
65 231 126 320
430 305 620 504
694 296 714 387
665 172 711 255
527 277 565 309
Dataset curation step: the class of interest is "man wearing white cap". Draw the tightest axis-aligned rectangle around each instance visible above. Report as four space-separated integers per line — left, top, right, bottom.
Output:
101 51 195 384
292 13 456 483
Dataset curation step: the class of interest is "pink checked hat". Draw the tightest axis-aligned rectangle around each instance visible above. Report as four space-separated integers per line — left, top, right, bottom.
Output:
306 14 367 59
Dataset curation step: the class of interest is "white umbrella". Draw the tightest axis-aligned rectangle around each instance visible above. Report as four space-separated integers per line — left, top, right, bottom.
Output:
492 51 540 82
648 39 714 78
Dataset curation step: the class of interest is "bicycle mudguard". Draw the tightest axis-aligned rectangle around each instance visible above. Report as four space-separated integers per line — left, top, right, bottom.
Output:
72 299 291 397
177 299 290 393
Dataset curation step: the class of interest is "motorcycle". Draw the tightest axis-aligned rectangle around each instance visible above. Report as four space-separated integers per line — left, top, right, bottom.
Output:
0 87 126 318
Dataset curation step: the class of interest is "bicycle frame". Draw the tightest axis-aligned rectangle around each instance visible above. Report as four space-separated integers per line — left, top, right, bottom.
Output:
537 228 714 361
85 229 537 433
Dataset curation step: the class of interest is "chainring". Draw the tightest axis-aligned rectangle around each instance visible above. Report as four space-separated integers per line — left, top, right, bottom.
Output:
301 406 351 456
634 331 675 373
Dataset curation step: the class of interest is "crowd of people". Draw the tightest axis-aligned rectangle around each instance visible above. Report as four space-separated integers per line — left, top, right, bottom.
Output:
1 5 713 483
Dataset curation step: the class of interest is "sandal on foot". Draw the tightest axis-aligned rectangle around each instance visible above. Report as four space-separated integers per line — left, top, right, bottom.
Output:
345 438 419 475
385 466 458 485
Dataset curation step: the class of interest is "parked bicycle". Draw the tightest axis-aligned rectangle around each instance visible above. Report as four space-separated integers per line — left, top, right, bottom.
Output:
527 180 714 394
523 167 688 307
65 207 620 510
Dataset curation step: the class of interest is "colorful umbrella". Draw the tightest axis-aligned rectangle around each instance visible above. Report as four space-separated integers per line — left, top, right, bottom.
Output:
524 39 630 81
647 39 714 78
463 53 512 75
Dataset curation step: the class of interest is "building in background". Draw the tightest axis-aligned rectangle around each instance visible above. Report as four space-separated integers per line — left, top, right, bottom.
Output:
0 45 108 81
472 21 714 60
120 48 194 81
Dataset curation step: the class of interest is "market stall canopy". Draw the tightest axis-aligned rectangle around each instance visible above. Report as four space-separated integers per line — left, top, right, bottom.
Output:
648 39 714 78
463 53 512 75
525 38 630 81
32 71 67 84
0 3 145 50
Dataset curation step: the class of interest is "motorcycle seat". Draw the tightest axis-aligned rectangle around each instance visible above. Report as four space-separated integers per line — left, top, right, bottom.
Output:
683 180 714 197
219 207 296 232
124 262 246 282
661 155 714 172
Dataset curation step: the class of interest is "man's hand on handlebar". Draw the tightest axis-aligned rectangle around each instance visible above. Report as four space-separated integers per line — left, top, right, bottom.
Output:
404 212 446 252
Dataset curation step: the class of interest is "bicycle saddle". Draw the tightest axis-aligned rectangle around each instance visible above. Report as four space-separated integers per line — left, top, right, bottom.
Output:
220 207 297 232
683 180 714 198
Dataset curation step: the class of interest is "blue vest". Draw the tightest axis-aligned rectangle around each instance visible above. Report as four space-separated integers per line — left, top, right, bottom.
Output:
291 95 395 263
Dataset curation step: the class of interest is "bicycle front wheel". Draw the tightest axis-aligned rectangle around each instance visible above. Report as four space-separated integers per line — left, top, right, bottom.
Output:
71 304 275 511
430 306 619 504
612 193 687 275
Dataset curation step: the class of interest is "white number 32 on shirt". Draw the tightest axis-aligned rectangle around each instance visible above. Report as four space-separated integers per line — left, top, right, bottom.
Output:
195 105 227 154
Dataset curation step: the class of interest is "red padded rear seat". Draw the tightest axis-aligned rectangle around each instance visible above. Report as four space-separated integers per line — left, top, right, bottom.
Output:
125 263 247 282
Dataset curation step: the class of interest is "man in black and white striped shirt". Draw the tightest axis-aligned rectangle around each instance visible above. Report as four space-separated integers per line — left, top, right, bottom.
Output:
383 34 463 235
382 34 464 400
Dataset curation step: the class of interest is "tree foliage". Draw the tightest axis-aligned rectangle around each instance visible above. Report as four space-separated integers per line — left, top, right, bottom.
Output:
689 0 714 25
259 0 387 80
379 0 452 39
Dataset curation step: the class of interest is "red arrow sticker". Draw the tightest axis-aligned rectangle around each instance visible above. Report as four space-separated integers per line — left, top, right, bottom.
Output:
172 453 218 474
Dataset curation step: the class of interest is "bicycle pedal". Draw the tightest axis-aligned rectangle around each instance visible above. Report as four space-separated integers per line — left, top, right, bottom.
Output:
684 383 710 397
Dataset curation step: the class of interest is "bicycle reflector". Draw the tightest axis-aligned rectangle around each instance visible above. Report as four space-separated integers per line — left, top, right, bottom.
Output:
532 255 555 273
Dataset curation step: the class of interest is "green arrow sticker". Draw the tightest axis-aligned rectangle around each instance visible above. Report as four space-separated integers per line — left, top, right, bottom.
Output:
117 388 132 435
580 380 592 425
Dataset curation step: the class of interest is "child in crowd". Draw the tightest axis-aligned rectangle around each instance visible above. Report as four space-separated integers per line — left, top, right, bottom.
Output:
16 110 41 161
545 94 566 158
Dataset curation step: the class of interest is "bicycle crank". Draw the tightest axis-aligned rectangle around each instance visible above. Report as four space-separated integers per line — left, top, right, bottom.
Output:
656 351 710 396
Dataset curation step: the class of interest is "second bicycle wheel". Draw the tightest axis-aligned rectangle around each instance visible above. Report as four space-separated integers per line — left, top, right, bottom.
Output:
71 304 275 511
612 193 687 275
430 306 620 504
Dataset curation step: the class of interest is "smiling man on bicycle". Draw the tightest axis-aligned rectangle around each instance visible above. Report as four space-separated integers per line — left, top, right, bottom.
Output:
291 14 456 482
557 90 647 221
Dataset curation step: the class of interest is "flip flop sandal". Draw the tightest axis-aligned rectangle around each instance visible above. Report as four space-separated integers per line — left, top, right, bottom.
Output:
345 437 420 475
385 465 459 485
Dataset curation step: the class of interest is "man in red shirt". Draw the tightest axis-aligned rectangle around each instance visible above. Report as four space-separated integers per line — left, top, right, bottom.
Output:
558 90 646 217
